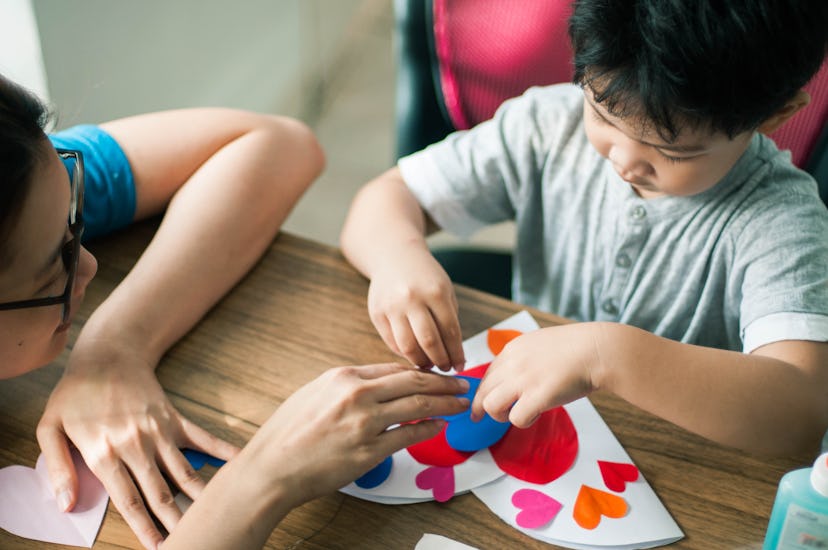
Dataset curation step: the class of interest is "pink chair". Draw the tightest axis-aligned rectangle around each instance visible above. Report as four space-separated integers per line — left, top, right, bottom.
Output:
395 0 828 202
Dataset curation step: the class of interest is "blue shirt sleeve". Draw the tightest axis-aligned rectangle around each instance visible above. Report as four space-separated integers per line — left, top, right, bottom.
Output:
48 125 136 241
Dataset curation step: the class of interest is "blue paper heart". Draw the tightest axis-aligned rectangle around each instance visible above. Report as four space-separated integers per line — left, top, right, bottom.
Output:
182 449 226 470
355 455 393 489
442 376 510 452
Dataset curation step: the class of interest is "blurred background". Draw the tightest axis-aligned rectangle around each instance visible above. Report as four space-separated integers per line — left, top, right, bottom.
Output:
0 0 514 249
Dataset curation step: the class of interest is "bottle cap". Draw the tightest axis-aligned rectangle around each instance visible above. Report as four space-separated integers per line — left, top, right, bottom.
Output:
811 452 828 497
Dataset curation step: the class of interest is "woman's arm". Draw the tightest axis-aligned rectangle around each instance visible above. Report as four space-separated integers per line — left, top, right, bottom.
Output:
164 364 469 550
37 108 324 549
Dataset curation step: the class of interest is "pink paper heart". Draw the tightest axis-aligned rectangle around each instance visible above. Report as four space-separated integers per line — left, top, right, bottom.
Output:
511 488 562 529
0 451 108 547
415 466 455 502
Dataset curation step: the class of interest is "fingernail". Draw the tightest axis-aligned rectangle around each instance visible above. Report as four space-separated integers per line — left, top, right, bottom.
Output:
57 490 72 512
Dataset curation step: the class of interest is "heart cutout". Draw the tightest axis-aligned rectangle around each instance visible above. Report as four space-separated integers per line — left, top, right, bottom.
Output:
355 455 393 489
0 451 108 547
598 460 639 492
487 329 523 355
415 466 455 502
573 484 628 530
489 406 578 484
182 449 226 470
511 488 562 529
407 422 475 467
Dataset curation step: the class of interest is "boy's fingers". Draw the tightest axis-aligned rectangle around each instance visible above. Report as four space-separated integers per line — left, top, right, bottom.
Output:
388 315 430 368
430 304 465 371
35 426 78 512
408 310 451 370
480 384 518 423
371 314 402 356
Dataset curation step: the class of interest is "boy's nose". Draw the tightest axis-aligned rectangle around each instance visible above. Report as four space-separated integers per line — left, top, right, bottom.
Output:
608 145 651 180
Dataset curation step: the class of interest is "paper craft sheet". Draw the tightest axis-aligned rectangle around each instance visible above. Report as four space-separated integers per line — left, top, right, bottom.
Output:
342 311 683 549
341 312 543 503
473 397 683 548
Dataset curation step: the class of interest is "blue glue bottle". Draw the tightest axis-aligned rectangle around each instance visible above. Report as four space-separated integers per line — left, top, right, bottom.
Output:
763 452 828 549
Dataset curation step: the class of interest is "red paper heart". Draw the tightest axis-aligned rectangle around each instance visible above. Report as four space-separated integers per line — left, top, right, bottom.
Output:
489 406 578 484
415 466 455 502
598 460 639 492
407 423 474 467
573 485 628 529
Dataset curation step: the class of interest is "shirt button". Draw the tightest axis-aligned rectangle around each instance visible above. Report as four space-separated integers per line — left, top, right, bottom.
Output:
630 205 647 220
601 298 619 315
616 253 631 268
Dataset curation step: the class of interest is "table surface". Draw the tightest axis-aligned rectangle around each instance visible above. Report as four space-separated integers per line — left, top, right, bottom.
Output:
0 224 812 549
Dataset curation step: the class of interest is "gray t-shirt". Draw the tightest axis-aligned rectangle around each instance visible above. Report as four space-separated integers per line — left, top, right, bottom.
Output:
399 83 828 353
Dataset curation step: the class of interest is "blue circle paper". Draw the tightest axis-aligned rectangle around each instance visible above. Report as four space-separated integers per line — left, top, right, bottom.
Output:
355 455 393 489
442 376 511 452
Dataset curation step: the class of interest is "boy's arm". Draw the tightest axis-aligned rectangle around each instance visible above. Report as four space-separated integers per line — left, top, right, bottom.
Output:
472 322 828 456
36 108 323 549
340 167 466 371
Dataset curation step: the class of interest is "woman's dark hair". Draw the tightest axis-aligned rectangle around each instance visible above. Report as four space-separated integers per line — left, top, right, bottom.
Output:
569 0 828 140
0 74 51 260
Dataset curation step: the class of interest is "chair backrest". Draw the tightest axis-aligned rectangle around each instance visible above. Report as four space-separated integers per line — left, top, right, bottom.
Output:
768 61 828 169
431 0 573 131
395 0 828 203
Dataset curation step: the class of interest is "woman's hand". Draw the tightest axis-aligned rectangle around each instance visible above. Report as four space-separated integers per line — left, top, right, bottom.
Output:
162 363 470 550
243 363 470 506
36 338 239 550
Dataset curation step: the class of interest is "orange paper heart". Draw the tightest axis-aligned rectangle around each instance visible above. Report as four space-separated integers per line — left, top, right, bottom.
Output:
487 328 522 355
573 485 628 529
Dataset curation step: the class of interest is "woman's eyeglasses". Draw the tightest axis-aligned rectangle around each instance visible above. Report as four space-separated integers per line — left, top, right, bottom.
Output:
0 149 85 324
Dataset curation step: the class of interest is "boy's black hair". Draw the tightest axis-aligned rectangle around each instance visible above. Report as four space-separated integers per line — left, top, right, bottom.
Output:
0 74 51 263
569 0 828 141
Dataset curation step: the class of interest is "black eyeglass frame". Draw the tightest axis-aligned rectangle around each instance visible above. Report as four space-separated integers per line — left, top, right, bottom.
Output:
0 149 85 324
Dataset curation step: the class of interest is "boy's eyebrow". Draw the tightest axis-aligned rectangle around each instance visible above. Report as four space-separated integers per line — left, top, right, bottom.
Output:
585 94 708 153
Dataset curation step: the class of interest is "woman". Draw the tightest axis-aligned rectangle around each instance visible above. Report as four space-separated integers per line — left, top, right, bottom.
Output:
0 74 469 549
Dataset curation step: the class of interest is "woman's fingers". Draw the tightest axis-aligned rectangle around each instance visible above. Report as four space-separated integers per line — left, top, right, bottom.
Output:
87 456 164 550
35 425 78 512
364 367 469 403
375 418 448 457
126 458 183 534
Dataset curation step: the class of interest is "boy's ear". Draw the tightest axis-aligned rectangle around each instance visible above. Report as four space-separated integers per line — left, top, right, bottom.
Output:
757 89 811 134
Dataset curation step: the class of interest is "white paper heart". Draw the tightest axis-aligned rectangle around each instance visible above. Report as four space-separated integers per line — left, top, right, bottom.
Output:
0 450 108 547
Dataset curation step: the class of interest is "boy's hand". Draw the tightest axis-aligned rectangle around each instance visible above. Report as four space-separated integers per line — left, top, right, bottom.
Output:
471 324 603 426
36 339 239 550
366 248 466 371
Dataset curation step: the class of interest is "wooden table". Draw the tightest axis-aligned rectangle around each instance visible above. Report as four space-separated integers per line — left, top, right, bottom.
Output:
0 224 814 549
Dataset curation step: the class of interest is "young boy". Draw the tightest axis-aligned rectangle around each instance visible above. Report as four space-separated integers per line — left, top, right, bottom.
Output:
340 0 828 456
